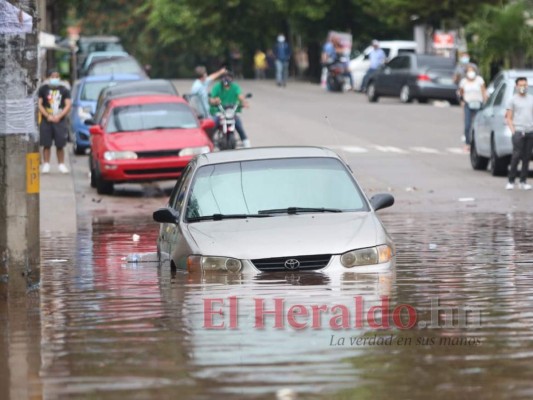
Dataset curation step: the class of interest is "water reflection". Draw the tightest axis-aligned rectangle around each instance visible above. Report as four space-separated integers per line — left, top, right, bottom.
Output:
4 212 533 399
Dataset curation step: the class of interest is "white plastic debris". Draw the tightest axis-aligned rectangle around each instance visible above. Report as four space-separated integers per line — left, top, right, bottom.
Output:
429 243 437 250
276 388 297 400
458 197 475 202
124 253 141 263
132 234 140 242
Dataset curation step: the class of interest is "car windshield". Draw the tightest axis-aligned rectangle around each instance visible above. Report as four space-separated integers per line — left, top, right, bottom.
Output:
185 157 368 220
417 55 454 69
89 60 144 76
81 81 136 101
107 102 198 132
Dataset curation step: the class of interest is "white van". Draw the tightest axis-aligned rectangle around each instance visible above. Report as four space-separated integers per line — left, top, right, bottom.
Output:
349 40 417 90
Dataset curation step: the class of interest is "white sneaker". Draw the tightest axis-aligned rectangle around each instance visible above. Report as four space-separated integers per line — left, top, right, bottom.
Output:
242 139 251 148
58 163 69 174
505 182 514 190
41 163 50 174
519 182 532 190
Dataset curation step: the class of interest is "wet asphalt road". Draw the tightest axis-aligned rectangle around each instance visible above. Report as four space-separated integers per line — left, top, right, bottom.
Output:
3 80 533 400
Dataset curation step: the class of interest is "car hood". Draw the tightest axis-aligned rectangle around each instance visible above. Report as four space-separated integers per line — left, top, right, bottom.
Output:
186 212 384 260
106 129 210 151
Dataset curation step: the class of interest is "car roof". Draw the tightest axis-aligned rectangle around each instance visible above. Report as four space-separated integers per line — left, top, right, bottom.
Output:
195 146 342 166
109 94 186 107
78 35 121 42
88 55 139 66
377 40 416 47
80 74 146 83
100 79 179 98
502 69 533 78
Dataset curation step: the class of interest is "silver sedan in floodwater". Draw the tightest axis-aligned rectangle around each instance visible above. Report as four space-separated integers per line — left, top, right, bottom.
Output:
153 147 395 274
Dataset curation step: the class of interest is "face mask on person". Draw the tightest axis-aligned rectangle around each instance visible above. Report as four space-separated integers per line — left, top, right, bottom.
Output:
466 71 476 80
460 56 470 64
519 86 528 95
49 78 60 86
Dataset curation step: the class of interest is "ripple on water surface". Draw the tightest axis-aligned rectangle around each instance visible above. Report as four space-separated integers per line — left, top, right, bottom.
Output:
32 213 533 399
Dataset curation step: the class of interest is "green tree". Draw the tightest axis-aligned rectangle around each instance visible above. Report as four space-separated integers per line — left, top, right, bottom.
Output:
467 1 533 78
367 0 503 29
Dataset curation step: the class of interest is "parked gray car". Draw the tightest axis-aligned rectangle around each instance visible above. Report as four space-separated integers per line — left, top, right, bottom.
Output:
367 54 458 104
153 147 395 274
470 70 533 176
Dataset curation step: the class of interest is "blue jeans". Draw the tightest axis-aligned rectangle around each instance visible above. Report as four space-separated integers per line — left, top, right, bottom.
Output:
213 115 247 141
275 60 289 85
360 67 378 91
464 105 478 145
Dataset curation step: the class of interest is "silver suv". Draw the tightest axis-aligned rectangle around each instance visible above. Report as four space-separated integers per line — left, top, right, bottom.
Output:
470 70 533 176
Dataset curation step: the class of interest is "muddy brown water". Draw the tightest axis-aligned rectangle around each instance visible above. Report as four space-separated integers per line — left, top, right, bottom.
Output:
2 212 533 399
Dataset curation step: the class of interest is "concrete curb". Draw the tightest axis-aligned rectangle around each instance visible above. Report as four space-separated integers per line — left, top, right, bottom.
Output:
39 144 77 234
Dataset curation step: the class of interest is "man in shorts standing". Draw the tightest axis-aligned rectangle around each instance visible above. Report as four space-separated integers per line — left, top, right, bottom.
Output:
38 69 72 174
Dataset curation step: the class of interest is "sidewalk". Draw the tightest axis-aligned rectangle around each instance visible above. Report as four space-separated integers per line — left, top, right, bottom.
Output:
39 146 77 234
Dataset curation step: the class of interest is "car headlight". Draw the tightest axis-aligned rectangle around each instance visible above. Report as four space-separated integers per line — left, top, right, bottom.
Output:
104 151 138 161
179 146 211 156
340 245 393 268
77 106 93 120
187 255 242 272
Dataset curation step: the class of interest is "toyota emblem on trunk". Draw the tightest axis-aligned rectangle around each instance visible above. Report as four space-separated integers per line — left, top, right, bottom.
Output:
284 259 300 270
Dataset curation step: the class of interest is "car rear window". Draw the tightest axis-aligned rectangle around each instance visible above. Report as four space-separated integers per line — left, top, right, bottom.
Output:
89 59 144 76
81 80 137 101
107 102 198 132
416 55 454 69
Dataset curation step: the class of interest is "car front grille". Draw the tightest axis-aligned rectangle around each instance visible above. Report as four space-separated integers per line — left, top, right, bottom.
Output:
124 167 184 175
251 254 332 272
136 149 182 158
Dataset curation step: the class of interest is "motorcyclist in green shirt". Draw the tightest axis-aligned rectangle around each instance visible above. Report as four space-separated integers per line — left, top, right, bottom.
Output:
209 71 251 148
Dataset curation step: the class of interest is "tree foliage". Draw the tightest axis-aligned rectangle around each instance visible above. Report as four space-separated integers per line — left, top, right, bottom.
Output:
467 1 533 77
55 0 533 79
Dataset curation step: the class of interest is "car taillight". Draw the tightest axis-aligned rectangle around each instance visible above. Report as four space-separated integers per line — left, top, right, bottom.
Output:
417 74 431 81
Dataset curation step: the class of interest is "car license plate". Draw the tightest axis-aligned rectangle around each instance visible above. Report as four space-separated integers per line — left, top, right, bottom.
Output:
439 77 453 85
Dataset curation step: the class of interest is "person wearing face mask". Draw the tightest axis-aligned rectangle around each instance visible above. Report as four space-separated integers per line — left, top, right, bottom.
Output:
274 33 291 87
209 71 251 148
453 51 477 85
505 77 533 190
459 65 487 152
38 69 72 174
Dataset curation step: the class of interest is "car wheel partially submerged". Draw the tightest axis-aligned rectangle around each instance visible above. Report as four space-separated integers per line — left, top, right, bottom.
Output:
95 168 114 195
470 137 489 170
399 85 413 103
367 83 379 103
490 138 510 177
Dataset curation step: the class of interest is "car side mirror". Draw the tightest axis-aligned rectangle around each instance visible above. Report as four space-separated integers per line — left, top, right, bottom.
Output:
153 207 180 224
370 193 395 211
89 125 104 135
200 118 215 130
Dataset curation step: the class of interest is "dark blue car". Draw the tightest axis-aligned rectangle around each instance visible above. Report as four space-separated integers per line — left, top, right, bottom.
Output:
70 74 147 154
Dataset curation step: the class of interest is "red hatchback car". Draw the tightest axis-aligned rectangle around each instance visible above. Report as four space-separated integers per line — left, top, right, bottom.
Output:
88 94 214 194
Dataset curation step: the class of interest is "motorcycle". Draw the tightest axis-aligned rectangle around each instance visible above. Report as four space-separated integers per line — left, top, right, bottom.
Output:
326 55 351 92
212 93 252 150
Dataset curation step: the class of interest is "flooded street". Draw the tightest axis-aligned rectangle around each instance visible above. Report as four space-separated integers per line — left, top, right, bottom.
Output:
5 211 532 399
3 82 533 399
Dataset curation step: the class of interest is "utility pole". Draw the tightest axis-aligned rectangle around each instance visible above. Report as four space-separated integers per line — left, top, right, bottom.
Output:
0 0 40 298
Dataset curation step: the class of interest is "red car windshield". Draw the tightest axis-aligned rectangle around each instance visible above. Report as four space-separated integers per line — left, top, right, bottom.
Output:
107 102 199 133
